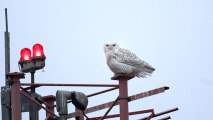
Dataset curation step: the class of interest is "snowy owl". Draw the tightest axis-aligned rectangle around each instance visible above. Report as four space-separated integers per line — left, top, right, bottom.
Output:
103 43 155 79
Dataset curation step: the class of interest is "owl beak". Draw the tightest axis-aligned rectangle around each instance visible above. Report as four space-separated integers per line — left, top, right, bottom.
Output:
109 46 113 50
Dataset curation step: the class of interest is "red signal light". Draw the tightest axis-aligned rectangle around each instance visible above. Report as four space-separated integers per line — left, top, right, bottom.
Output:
19 43 46 73
33 43 44 57
20 48 32 61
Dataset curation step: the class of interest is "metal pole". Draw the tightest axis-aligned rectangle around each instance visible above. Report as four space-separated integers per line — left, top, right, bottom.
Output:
5 8 10 82
75 108 84 120
11 76 21 120
2 8 11 120
118 79 129 120
30 71 39 120
6 72 25 120
31 71 35 93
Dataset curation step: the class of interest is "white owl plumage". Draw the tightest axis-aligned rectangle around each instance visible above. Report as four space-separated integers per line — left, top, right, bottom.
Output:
103 43 155 79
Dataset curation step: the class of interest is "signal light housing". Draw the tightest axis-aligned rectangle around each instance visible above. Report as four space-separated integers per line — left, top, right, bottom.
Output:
56 90 88 117
18 43 46 73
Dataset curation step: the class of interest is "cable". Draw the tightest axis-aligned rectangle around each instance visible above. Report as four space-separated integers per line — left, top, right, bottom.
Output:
82 110 90 120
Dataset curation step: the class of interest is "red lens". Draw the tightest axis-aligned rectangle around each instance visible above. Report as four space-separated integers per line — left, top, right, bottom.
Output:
33 43 44 57
20 48 32 61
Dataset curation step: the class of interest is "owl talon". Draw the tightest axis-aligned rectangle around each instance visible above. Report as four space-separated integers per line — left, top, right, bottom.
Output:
111 74 120 80
111 75 134 80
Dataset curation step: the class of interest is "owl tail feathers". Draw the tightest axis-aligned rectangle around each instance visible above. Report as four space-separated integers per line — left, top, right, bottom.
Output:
137 72 148 78
144 65 155 74
137 66 155 78
137 71 151 78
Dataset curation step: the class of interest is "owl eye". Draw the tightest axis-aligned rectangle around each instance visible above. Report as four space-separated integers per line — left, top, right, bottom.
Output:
106 44 109 47
113 44 116 46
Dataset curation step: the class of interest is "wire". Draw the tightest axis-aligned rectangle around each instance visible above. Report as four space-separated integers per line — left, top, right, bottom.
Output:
82 110 90 120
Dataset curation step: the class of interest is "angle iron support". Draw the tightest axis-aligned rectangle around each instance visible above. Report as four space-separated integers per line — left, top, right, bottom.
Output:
6 72 25 120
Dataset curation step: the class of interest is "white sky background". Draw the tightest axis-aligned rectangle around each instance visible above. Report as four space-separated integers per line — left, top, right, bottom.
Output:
0 0 213 119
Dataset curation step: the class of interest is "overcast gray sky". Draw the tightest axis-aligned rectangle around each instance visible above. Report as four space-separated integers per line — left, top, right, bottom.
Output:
1 0 213 119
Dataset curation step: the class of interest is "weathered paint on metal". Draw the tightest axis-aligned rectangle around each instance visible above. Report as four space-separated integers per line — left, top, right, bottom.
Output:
118 79 129 120
42 95 56 120
67 86 168 118
139 108 178 120
20 90 59 119
88 109 154 120
21 83 118 87
100 97 119 120
7 72 25 120
158 116 171 120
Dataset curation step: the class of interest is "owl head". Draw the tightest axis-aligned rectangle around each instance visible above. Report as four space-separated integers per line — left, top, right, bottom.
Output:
103 43 120 53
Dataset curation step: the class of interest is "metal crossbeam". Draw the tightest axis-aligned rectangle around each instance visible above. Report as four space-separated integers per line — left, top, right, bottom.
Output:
20 90 59 119
88 109 154 120
67 86 169 118
100 97 119 120
139 108 178 120
21 83 118 87
158 116 171 120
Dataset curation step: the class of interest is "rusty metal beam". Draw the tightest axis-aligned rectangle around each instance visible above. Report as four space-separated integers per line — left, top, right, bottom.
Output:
7 72 25 120
20 87 53 108
87 87 118 98
21 83 118 87
42 96 56 120
68 86 168 118
11 79 22 120
130 86 169 101
101 97 119 120
51 87 118 108
139 107 178 120
94 108 176 120
153 107 178 118
118 79 129 120
20 90 59 119
20 86 41 91
158 116 171 120
88 109 154 120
